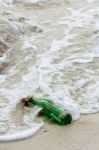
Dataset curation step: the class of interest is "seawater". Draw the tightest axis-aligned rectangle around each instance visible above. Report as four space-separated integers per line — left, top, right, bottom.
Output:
0 0 99 141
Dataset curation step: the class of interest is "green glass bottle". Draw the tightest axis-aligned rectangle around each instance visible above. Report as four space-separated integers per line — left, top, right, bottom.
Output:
22 96 72 125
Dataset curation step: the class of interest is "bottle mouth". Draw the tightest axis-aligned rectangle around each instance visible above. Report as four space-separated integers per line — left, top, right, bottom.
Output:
60 113 72 125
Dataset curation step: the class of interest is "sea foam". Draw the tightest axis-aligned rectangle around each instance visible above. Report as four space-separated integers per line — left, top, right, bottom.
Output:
0 0 99 141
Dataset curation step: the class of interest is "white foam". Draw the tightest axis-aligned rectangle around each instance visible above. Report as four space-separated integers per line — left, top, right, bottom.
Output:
2 0 48 4
0 124 43 142
87 0 94 3
15 0 48 3
0 75 6 83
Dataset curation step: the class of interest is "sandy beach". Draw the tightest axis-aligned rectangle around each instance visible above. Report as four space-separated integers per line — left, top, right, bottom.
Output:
0 0 99 146
0 113 99 150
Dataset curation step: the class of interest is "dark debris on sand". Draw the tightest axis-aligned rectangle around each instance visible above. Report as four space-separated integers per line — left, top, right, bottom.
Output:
0 41 8 57
0 41 9 73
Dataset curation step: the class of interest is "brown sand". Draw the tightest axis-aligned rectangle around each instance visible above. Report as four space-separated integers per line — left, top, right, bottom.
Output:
0 41 8 57
0 41 8 73
0 113 99 150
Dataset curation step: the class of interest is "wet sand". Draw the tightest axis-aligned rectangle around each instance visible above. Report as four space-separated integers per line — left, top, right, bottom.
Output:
1 113 99 150
0 0 99 144
0 41 8 57
0 42 8 73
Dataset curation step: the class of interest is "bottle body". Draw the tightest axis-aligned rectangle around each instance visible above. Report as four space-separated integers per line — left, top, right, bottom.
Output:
29 97 72 125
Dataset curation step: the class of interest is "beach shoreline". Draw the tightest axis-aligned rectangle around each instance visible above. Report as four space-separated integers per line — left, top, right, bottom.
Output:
1 113 99 150
0 0 99 144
